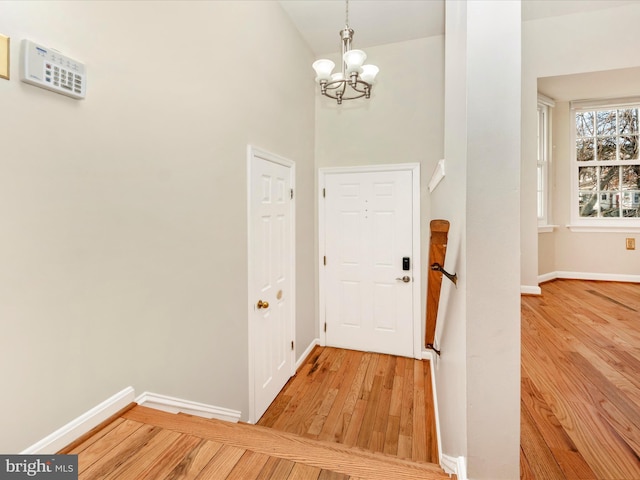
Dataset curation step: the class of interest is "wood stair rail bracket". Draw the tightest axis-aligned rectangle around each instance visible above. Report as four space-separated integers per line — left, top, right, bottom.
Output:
425 219 452 355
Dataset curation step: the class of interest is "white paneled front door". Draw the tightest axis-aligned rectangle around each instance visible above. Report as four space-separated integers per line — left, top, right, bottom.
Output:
248 146 295 423
322 167 417 357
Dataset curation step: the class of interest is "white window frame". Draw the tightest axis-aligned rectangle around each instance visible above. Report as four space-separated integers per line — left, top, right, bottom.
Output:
569 97 640 233
537 94 554 231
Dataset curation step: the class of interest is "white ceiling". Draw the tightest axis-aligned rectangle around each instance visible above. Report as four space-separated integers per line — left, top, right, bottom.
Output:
280 0 640 102
279 0 444 55
279 0 638 56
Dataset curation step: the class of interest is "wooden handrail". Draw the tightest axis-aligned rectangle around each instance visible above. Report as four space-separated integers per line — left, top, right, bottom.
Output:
425 219 450 353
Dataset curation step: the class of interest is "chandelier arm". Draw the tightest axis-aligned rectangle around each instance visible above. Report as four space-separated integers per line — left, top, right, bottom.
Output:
320 77 370 102
321 90 367 102
348 79 371 94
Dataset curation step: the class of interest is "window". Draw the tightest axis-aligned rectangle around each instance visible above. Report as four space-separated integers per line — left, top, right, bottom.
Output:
537 95 554 228
572 99 640 228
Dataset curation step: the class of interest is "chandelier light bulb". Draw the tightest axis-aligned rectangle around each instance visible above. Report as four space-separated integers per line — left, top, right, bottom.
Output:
312 59 335 82
360 64 379 84
343 49 367 74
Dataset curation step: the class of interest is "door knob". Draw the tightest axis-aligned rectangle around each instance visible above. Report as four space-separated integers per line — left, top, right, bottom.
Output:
396 276 411 283
257 300 269 309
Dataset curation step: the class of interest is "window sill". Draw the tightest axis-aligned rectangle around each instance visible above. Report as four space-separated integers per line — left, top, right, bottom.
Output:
566 224 640 233
538 225 559 233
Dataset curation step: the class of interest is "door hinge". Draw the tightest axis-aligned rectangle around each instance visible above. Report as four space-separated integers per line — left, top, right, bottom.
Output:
323 188 326 198
290 188 294 200
323 256 326 266
324 322 327 333
291 340 294 351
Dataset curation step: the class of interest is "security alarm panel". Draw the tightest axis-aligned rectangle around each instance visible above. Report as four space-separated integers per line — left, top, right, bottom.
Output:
20 39 86 99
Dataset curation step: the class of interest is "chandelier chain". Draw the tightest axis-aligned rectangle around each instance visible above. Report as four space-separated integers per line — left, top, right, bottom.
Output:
345 0 349 26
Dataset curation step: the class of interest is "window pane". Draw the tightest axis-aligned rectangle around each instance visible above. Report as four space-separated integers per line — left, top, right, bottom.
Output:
576 111 594 137
579 192 598 217
537 191 543 219
599 192 620 217
600 166 620 189
596 110 617 136
536 165 543 218
579 166 597 189
576 138 595 161
618 108 638 135
622 191 640 217
622 166 640 217
597 136 617 160
622 165 640 189
619 135 639 160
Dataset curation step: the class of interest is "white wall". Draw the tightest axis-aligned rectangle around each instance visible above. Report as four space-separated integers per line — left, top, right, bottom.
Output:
0 0 315 452
523 3 640 283
435 2 521 478
315 35 445 340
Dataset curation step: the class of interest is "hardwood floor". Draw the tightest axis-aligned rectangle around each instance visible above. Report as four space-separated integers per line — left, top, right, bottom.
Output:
65 405 451 479
62 278 640 479
521 279 640 480
257 347 439 465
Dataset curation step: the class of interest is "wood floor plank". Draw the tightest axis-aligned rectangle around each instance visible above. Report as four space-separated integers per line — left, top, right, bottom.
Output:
329 351 371 444
256 457 295 480
521 374 575 453
356 374 384 449
317 351 362 443
73 419 143 467
520 405 566 480
102 429 183 480
163 439 224 480
343 398 367 447
79 423 160 480
388 356 405 418
370 373 392 453
398 356 415 458
287 462 322 480
383 415 401 456
226 450 271 480
137 434 203 480
194 445 246 480
520 447 535 480
412 361 427 462
318 469 350 480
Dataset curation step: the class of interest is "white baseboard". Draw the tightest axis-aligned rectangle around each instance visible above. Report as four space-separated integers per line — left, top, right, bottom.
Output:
135 392 241 423
538 271 556 284
21 386 136 454
521 285 542 295
440 454 468 480
296 338 320 370
539 271 640 284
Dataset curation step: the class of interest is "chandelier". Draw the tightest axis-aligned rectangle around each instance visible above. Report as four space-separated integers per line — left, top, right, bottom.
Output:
311 0 379 105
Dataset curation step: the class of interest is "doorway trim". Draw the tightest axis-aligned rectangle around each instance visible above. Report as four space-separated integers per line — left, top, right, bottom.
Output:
247 145 296 424
318 163 421 359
